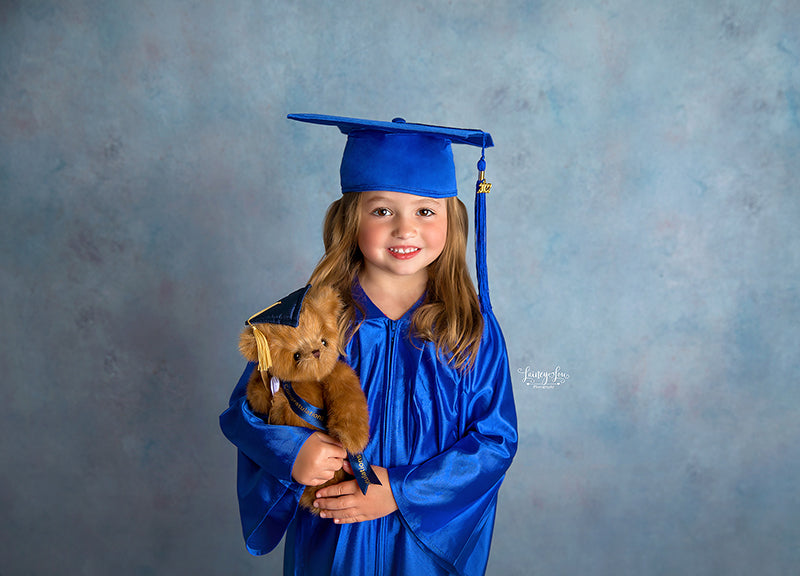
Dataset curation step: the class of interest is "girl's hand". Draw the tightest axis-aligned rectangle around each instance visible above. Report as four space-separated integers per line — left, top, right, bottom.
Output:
291 432 347 486
313 462 397 524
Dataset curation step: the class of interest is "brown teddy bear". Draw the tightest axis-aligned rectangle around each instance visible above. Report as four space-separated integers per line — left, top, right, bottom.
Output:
238 284 373 512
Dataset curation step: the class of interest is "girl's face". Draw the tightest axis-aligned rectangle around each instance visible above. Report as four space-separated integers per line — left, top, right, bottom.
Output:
357 190 448 284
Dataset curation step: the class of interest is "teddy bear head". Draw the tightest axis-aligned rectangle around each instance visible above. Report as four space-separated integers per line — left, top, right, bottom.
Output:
240 285 343 383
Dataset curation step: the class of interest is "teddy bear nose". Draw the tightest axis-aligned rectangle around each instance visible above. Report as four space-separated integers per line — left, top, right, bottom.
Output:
312 349 321 359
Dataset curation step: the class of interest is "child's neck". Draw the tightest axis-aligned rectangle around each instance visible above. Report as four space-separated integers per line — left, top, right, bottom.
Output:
358 268 427 321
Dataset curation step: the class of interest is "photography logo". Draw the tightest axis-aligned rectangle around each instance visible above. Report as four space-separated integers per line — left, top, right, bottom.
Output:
518 365 569 389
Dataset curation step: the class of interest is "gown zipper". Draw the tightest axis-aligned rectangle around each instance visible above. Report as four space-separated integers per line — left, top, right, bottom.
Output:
377 319 399 576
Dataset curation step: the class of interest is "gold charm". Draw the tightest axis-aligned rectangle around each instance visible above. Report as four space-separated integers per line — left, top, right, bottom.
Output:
477 170 492 194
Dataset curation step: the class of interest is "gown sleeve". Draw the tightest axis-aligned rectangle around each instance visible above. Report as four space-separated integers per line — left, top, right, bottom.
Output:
386 313 518 574
218 361 316 555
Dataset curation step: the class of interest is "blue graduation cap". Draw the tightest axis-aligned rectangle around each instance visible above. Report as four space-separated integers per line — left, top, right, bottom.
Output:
288 113 495 310
246 284 311 372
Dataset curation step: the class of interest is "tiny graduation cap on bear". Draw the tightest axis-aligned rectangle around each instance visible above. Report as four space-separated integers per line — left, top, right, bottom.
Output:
246 284 311 374
288 113 496 311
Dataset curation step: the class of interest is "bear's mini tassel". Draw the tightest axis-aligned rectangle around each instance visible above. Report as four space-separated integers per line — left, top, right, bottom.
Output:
251 325 273 372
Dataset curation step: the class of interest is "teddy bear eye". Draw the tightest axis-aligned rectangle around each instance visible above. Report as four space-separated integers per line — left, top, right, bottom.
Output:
321 339 328 347
293 352 301 362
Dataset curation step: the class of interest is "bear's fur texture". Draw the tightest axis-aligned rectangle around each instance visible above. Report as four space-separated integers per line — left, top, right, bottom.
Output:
239 285 370 512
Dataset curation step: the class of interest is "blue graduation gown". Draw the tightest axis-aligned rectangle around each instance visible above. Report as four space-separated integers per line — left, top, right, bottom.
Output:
220 284 517 575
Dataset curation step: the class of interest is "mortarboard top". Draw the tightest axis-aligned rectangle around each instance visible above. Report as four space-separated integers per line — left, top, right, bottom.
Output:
287 113 493 148
288 113 496 312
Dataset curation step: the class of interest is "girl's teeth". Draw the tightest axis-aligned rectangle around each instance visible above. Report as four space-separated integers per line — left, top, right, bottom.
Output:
390 248 418 254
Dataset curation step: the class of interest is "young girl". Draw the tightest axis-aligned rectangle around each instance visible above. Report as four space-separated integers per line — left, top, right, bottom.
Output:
220 114 517 575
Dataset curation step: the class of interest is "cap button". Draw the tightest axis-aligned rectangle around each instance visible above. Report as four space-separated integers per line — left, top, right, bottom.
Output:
392 117 406 124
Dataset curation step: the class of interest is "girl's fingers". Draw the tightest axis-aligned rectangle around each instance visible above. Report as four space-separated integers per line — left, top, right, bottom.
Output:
291 433 346 485
312 466 395 524
315 432 343 448
315 496 356 512
316 479 357 500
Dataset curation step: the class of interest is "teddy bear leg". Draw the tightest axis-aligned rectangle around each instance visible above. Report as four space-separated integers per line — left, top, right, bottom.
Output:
298 469 349 513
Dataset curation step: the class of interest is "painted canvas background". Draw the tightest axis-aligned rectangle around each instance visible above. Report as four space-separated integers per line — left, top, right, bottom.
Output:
1 1 798 574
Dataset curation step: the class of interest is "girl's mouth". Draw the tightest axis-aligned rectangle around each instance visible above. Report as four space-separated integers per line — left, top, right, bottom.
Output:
388 247 421 259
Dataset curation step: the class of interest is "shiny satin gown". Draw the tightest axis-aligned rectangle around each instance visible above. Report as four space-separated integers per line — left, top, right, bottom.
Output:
220 282 517 575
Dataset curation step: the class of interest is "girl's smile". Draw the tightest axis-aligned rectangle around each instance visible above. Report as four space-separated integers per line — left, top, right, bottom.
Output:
388 246 421 258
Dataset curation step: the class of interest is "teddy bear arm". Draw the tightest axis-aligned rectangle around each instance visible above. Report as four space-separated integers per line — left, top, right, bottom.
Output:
245 369 274 419
322 362 371 454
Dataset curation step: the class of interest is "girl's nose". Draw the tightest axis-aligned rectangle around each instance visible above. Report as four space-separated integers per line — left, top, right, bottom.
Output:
393 216 415 238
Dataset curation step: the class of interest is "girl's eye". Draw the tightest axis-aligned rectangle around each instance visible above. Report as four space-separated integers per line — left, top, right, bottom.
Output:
418 208 435 217
370 207 391 217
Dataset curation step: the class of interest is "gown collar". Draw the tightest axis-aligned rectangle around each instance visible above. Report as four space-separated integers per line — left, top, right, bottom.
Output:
352 276 426 322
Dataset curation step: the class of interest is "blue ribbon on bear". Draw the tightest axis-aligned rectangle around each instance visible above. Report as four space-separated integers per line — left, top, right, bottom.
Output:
280 380 382 495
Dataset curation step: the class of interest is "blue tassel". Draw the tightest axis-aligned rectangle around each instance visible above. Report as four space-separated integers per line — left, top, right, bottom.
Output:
475 140 492 313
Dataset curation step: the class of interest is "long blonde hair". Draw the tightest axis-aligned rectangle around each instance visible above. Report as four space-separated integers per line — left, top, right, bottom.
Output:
308 192 483 370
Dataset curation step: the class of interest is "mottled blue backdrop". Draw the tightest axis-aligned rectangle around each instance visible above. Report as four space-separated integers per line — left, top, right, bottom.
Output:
2 1 798 575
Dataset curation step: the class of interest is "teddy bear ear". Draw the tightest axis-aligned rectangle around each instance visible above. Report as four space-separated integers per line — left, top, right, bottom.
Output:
238 326 258 361
312 284 343 318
